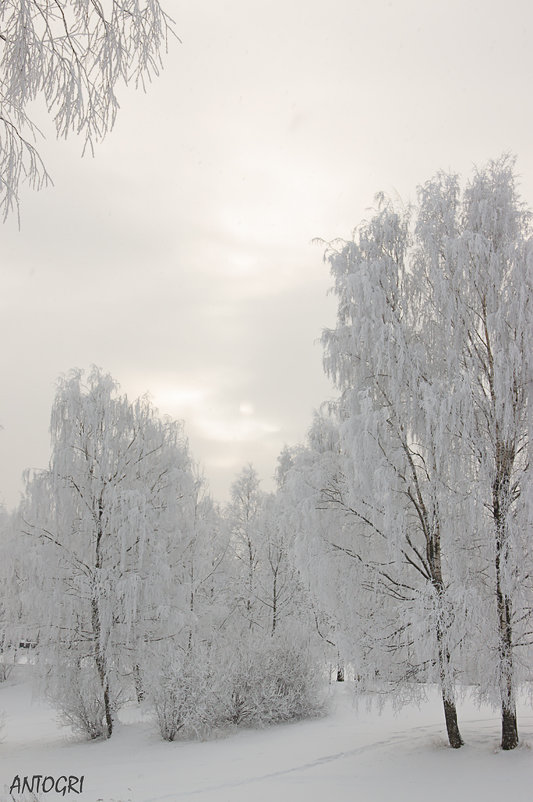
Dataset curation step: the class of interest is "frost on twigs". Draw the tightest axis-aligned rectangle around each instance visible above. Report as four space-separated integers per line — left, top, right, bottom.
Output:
0 113 51 223
221 632 327 728
0 0 176 220
51 662 110 739
150 631 327 742
150 647 223 742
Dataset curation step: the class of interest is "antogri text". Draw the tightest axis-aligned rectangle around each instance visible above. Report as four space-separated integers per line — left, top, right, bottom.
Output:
9 774 85 796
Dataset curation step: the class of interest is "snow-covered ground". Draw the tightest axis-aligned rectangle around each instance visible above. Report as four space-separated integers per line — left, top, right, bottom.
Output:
1 667 532 802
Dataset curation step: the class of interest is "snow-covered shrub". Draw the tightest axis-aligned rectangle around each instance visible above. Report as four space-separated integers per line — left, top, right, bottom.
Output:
0 660 14 682
47 660 114 740
150 648 221 742
150 629 326 741
221 631 326 728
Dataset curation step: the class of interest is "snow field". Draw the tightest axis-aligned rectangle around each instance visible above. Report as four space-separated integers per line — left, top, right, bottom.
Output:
1 671 532 802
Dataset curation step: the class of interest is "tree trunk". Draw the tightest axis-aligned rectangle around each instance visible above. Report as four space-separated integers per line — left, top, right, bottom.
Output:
93 500 112 738
428 524 463 749
501 702 519 751
271 564 279 636
91 506 113 738
497 587 518 749
102 681 113 739
91 597 113 739
493 457 519 750
133 664 144 703
441 692 463 749
436 636 463 748
497 593 518 750
336 654 345 682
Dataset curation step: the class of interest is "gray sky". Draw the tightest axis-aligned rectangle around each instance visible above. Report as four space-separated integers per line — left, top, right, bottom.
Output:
1 0 532 509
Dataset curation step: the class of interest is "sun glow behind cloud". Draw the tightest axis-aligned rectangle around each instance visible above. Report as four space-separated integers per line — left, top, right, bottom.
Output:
152 383 279 444
149 373 279 486
195 415 280 444
145 380 283 498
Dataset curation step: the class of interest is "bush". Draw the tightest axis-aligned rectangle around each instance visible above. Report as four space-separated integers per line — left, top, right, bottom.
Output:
149 631 326 741
150 648 221 741
45 659 114 740
222 632 326 727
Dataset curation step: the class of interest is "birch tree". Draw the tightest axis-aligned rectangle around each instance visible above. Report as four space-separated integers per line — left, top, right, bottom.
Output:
147 474 231 741
254 494 304 637
277 417 355 682
0 507 23 680
414 156 533 749
319 198 467 747
22 366 194 739
226 464 308 638
226 464 265 632
309 155 532 750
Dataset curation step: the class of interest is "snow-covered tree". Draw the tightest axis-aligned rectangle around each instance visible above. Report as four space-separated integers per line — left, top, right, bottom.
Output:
212 463 326 731
22 366 194 739
147 474 232 741
0 507 21 680
307 155 532 750
413 156 533 749
278 413 359 679
0 0 175 219
318 199 467 747
254 494 302 636
225 463 309 638
226 464 266 631
274 437 344 677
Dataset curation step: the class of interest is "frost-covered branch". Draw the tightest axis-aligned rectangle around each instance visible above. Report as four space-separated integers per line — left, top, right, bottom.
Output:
0 0 176 219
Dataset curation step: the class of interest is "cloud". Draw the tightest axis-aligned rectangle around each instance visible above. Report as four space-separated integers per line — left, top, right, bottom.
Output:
1 0 532 510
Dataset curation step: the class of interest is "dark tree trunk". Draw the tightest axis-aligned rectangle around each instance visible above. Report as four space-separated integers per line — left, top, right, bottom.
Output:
93 501 113 738
442 693 463 749
102 682 113 738
427 521 463 749
493 455 519 750
271 568 278 636
501 703 519 751
436 635 463 749
133 664 144 703
92 597 113 739
497 595 519 750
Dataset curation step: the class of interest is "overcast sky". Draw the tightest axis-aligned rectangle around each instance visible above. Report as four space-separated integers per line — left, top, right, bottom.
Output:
1 0 532 510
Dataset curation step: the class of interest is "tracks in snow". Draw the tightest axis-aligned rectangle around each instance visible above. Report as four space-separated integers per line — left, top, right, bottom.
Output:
142 723 456 801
